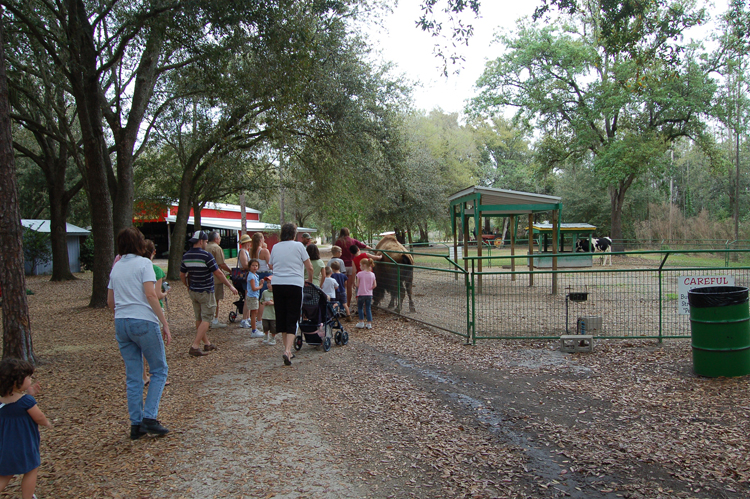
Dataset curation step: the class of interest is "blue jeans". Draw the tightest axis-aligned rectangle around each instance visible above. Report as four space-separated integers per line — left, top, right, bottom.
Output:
357 296 372 322
115 318 168 425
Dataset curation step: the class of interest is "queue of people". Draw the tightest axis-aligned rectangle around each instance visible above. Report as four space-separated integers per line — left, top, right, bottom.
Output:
99 224 375 441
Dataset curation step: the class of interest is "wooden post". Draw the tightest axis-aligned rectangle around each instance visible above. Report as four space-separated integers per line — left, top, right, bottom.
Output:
528 214 534 287
510 215 516 282
552 210 558 295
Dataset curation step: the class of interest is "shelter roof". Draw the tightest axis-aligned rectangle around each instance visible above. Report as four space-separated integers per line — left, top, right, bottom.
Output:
531 222 596 232
448 186 561 216
22 220 91 236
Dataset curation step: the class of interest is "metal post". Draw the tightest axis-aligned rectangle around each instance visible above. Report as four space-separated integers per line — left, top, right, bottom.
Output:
552 209 558 295
510 215 516 282
528 214 534 287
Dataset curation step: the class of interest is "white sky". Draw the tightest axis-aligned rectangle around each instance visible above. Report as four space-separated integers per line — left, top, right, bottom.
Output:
365 1 539 115
366 1 722 117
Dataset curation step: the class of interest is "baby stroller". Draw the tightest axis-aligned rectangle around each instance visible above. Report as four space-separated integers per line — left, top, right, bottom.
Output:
295 282 349 352
228 275 246 323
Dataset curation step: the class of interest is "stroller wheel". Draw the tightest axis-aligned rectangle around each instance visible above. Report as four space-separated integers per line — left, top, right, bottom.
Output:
323 336 331 352
335 331 342 345
294 335 303 351
229 311 237 323
341 330 349 346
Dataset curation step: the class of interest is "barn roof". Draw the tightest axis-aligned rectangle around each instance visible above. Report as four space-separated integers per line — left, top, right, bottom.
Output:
448 186 561 216
164 215 316 234
21 220 90 236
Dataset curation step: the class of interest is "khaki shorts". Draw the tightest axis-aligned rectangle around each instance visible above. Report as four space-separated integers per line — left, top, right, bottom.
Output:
214 282 224 301
189 290 216 323
262 319 276 334
246 297 259 311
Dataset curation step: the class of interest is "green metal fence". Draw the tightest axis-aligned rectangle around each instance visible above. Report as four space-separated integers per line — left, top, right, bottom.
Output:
373 248 750 343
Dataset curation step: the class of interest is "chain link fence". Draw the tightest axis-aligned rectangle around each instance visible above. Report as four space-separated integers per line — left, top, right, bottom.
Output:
373 247 750 343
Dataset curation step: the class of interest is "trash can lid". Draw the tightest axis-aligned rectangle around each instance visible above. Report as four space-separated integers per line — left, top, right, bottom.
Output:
688 286 748 308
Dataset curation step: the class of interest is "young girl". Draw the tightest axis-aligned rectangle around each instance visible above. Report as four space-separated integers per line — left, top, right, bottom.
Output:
243 259 265 338
355 258 377 329
0 358 52 499
250 233 272 328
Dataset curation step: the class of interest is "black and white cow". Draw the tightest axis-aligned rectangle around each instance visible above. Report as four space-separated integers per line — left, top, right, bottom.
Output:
575 236 612 266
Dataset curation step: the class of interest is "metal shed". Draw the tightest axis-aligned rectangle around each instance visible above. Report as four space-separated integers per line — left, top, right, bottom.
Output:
21 220 90 275
448 186 563 292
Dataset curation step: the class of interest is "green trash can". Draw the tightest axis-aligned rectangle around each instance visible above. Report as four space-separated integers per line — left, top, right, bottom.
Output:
688 286 750 377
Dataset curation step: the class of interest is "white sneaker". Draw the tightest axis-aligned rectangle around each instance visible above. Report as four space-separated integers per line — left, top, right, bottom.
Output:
251 329 265 338
267 337 276 345
366 323 372 329
211 320 227 329
256 321 263 330
355 322 365 329
239 320 251 329
262 335 269 344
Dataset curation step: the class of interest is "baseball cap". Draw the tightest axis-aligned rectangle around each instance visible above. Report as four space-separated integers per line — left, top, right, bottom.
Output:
189 230 208 243
301 232 311 239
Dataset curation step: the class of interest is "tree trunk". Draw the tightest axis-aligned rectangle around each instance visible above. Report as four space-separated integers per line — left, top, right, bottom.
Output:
67 0 113 307
192 199 201 231
167 170 194 280
0 20 34 362
609 174 634 252
240 192 246 236
418 222 429 243
48 184 75 281
107 30 163 238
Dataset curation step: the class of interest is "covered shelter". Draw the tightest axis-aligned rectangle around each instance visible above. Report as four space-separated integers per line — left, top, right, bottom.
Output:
448 186 563 293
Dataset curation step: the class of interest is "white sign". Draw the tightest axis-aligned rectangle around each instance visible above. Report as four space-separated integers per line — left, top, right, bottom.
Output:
449 247 463 261
677 275 735 315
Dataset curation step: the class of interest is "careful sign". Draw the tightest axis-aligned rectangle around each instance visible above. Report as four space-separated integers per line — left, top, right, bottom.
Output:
677 275 735 315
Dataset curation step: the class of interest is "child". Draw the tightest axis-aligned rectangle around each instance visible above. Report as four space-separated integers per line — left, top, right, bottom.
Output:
355 257 377 329
242 259 265 338
329 261 350 317
349 245 382 310
0 358 52 499
321 266 340 314
327 246 347 281
261 278 277 345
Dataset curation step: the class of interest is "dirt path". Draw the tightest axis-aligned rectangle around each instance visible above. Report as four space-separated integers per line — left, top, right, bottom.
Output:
3 275 749 499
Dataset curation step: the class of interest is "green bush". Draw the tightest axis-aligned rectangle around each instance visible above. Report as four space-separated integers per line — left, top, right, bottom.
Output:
80 234 95 271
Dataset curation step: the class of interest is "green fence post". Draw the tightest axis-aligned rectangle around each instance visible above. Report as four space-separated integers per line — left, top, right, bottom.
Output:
471 259 476 345
658 252 670 343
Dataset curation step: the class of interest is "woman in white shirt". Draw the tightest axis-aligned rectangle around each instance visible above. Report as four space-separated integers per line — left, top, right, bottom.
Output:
108 227 171 440
269 223 313 366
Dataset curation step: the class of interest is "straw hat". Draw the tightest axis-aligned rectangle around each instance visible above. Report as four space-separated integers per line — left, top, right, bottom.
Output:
239 234 251 244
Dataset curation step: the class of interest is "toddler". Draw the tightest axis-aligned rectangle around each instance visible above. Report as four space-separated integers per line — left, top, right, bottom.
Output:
355 257 377 329
329 261 350 317
261 279 277 345
0 358 52 499
242 259 265 338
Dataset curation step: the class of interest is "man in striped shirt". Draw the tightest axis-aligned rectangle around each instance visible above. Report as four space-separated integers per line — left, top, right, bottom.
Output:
180 230 238 357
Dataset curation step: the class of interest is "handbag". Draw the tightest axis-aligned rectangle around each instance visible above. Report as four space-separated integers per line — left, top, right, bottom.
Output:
231 250 249 282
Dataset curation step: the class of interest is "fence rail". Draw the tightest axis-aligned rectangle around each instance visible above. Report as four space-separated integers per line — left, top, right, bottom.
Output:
372 247 750 343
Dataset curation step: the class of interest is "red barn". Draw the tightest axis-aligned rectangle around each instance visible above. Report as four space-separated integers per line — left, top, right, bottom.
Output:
135 201 315 258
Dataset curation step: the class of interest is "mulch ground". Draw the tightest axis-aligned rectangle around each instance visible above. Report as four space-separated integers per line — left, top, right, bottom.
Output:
1 269 749 498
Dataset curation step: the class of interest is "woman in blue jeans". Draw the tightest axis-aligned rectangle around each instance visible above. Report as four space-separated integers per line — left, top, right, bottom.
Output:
108 227 172 440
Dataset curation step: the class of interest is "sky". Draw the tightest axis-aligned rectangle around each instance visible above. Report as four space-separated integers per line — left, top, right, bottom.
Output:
365 1 539 115
365 1 722 117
